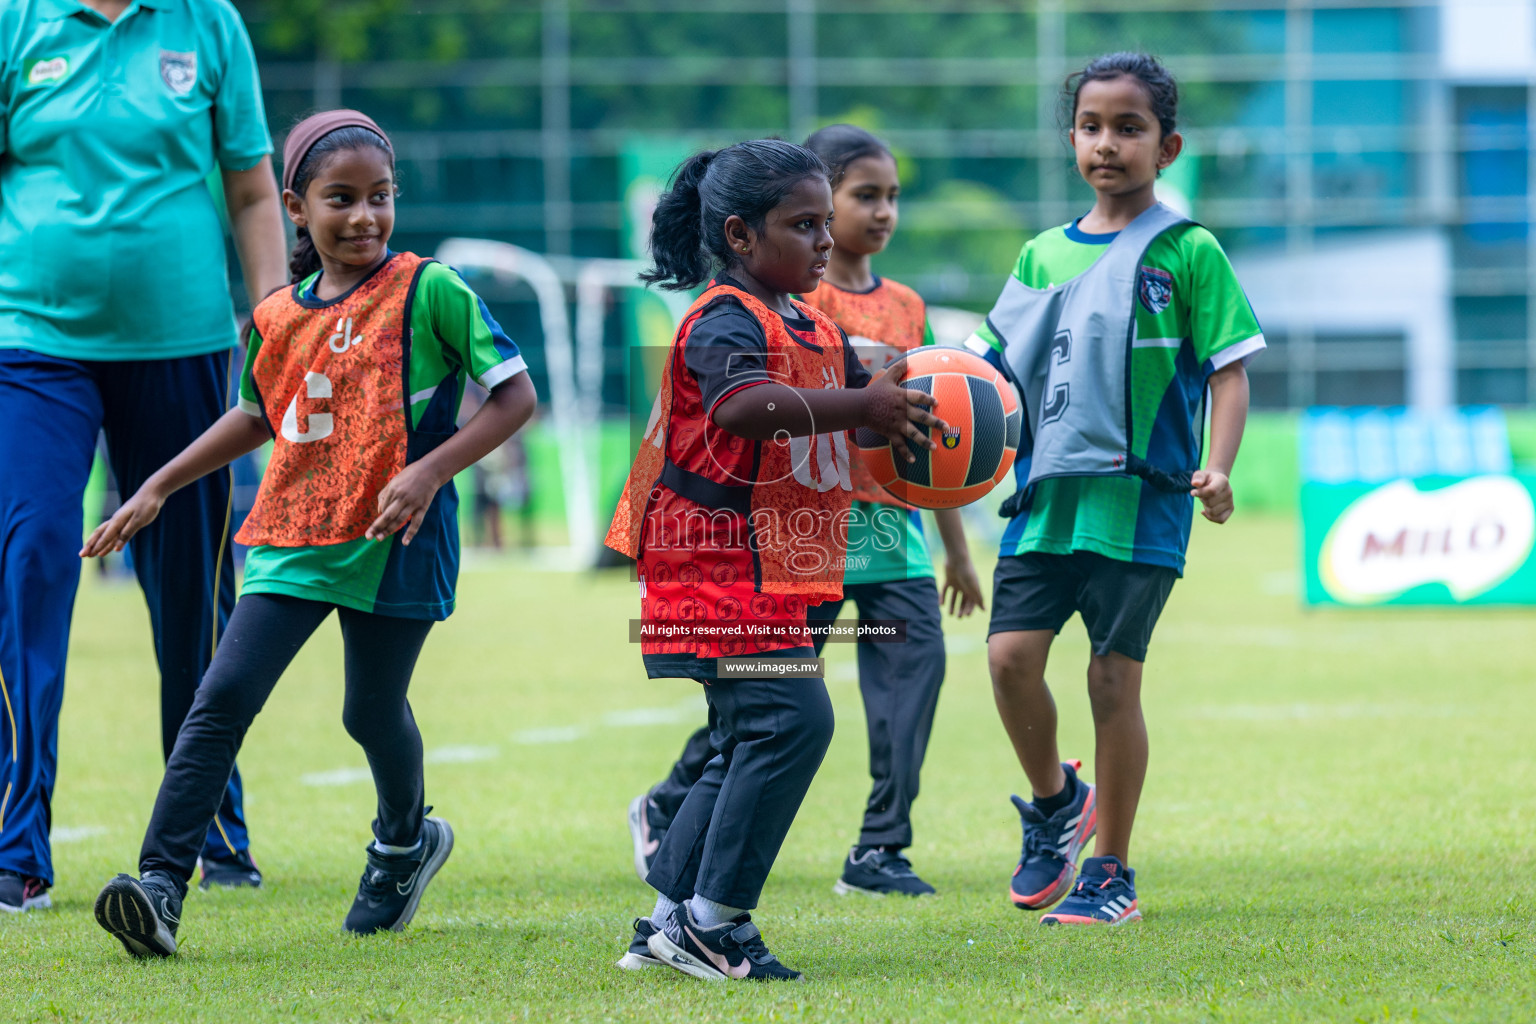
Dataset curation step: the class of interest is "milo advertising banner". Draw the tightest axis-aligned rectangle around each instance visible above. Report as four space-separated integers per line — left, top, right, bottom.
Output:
1301 475 1536 606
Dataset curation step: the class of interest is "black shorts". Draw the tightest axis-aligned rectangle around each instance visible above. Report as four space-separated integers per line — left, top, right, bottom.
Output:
987 552 1178 662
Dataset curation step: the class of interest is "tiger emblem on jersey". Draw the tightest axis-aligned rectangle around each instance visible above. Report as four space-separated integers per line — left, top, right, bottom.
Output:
1138 266 1174 315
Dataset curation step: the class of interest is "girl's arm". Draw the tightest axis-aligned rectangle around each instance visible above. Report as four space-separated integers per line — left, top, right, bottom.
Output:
1190 361 1250 525
80 409 271 556
367 372 537 544
221 157 289 307
933 507 985 616
713 362 948 462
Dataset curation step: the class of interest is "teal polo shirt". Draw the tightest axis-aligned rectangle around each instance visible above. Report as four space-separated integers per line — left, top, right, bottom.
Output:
0 0 272 361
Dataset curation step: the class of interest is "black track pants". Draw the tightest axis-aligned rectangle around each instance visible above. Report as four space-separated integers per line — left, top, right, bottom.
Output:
650 578 945 850
645 651 833 910
807 578 945 848
137 593 433 885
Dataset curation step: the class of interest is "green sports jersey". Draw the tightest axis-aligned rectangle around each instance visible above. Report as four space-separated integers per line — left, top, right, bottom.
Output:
977 219 1264 572
236 257 527 619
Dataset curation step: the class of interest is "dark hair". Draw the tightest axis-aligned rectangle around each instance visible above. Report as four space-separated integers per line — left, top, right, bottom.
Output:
285 125 395 283
803 124 891 188
641 139 828 291
1065 52 1179 138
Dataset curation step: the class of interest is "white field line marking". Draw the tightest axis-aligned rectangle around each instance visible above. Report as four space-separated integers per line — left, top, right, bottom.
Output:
305 697 708 783
515 695 705 744
54 825 108 843
303 746 501 787
301 767 374 787
511 725 590 745
1260 571 1297 595
943 635 984 655
426 745 500 764
601 698 703 728
1186 702 1469 721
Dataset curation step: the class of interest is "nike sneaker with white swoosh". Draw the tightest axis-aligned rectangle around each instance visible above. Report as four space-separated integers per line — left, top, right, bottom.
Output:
1040 855 1141 926
626 793 665 882
616 916 665 970
1009 759 1095 910
343 816 454 935
95 871 183 958
834 845 936 897
646 902 804 982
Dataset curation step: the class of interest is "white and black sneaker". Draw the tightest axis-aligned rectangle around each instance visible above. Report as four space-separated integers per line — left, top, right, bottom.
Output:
833 846 937 897
615 916 665 970
626 794 665 882
343 816 454 935
95 872 183 958
0 870 51 912
198 848 263 890
647 902 804 982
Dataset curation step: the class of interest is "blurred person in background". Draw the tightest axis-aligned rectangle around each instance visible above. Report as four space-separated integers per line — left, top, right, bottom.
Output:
461 383 535 550
0 0 287 910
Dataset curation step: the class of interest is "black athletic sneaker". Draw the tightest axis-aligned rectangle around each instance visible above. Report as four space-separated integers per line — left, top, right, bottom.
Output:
615 916 664 970
95 872 183 958
646 902 804 982
343 816 454 935
198 848 262 890
0 870 51 912
626 794 666 882
833 846 936 897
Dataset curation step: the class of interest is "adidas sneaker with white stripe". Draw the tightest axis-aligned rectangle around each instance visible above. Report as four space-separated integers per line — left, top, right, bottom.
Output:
1040 855 1141 926
1008 760 1096 911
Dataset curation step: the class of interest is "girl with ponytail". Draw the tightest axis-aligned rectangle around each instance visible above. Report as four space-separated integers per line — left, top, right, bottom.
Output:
83 110 538 958
607 139 947 982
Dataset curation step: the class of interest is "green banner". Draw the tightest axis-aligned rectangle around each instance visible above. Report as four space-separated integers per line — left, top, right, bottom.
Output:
1300 475 1536 606
620 136 693 412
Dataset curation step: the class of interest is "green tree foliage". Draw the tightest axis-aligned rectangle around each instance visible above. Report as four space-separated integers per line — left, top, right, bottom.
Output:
237 0 1264 305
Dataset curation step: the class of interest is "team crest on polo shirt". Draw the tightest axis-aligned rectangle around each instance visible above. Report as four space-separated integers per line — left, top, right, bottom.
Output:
1137 266 1174 315
159 51 197 96
25 57 70 87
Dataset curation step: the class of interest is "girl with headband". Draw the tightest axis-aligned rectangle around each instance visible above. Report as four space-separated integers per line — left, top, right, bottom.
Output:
83 110 538 958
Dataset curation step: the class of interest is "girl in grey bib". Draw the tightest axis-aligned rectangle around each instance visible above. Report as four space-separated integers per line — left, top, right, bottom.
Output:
972 52 1263 927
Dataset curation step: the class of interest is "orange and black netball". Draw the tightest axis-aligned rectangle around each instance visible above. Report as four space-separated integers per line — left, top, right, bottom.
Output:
853 347 1022 510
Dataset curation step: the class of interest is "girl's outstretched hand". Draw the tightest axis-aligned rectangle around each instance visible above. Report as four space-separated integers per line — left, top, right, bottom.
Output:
80 488 166 557
864 362 949 464
367 462 443 545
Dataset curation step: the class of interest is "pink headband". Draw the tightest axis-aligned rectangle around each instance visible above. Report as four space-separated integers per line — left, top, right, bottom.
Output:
281 110 393 194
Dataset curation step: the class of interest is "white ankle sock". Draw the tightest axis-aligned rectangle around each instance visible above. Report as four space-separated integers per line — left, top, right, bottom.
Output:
689 894 745 929
650 894 678 929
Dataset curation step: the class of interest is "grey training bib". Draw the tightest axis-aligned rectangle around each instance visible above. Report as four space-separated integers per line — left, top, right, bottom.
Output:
973 203 1192 516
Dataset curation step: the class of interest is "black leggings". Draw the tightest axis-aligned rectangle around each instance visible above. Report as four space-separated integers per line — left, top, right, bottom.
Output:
138 593 433 886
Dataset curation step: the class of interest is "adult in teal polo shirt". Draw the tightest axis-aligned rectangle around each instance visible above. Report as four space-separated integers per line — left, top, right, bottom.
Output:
0 0 289 910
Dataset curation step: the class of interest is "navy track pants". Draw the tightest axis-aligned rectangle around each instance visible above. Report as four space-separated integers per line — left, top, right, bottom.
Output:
0 348 246 884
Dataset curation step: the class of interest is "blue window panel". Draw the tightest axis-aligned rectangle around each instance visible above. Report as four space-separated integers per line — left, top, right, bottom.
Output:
1313 8 1406 54
1313 81 1407 128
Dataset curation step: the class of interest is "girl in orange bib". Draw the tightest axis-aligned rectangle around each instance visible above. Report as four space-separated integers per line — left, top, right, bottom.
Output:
611 140 945 982
797 125 986 897
81 111 536 958
627 127 987 904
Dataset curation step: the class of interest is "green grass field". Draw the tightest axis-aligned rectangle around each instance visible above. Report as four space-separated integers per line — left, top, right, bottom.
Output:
4 516 1533 1022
